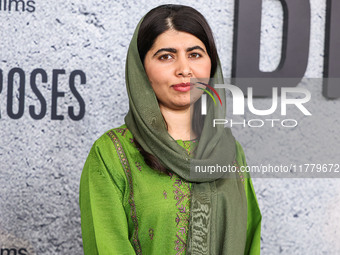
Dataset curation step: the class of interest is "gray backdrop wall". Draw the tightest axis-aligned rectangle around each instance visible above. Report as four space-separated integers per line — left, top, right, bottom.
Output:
1 0 339 254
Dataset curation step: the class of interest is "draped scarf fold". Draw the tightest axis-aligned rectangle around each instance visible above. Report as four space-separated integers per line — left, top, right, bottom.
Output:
124 18 248 255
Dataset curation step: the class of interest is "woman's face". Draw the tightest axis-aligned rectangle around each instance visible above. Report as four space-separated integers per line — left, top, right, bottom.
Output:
144 29 211 111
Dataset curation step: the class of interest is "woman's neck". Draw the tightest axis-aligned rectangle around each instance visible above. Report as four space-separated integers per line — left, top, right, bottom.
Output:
159 104 196 141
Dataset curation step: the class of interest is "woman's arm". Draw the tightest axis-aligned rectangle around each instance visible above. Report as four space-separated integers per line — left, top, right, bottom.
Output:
79 136 136 255
235 141 262 255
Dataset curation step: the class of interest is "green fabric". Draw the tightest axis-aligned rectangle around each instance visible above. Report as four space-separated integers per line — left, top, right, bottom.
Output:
79 125 261 254
123 16 260 254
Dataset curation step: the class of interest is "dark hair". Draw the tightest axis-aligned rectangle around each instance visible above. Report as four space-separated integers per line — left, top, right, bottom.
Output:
135 4 218 174
137 4 218 76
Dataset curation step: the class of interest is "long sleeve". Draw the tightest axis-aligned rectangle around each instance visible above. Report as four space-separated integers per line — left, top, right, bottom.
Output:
79 136 136 255
235 141 262 255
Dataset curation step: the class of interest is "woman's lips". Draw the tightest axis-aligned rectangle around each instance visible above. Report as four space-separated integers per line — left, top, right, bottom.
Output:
172 82 193 92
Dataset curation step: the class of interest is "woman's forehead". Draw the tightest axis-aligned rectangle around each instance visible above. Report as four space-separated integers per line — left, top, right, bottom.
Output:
150 30 206 50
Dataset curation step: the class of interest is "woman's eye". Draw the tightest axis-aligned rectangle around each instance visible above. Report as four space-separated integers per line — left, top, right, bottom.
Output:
189 53 201 58
159 54 173 60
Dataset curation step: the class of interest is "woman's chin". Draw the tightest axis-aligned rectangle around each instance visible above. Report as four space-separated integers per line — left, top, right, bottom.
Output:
171 101 197 110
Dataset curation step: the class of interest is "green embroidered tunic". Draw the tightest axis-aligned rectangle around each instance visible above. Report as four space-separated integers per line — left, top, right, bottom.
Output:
79 124 261 255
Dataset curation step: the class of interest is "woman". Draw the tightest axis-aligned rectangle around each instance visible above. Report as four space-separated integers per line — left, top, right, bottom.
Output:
79 4 261 255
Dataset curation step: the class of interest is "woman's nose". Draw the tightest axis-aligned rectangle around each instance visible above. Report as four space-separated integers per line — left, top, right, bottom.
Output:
176 57 192 77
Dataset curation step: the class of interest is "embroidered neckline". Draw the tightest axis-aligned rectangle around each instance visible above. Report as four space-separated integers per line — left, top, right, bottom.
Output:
178 139 199 157
176 137 199 142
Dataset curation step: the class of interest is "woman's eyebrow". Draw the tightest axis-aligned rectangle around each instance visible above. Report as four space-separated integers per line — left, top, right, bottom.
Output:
187 45 206 53
152 45 206 57
153 48 177 57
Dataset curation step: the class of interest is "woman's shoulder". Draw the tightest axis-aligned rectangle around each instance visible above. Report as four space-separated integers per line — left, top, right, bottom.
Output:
95 123 130 143
83 124 136 197
91 124 136 153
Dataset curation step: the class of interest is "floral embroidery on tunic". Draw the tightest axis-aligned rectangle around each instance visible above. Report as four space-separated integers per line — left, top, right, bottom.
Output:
135 161 142 171
182 139 198 156
169 139 196 254
148 228 154 240
171 175 191 254
115 127 128 137
107 130 143 255
163 190 168 199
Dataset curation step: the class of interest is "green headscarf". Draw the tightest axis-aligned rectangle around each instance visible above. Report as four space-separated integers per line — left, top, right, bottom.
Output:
124 16 247 255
